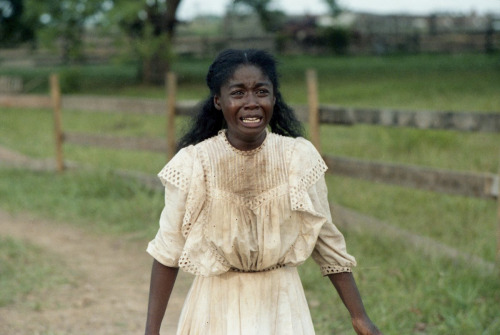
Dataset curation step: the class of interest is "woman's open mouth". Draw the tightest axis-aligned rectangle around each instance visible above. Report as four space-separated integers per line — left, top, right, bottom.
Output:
241 116 263 124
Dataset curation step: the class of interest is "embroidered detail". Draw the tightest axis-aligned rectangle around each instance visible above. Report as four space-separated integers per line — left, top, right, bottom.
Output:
179 250 201 275
181 205 196 238
158 166 189 192
211 184 288 210
320 265 352 276
290 158 328 212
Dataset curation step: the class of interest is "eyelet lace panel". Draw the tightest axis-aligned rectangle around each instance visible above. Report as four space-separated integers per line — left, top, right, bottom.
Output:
289 157 328 212
179 205 232 277
179 240 231 277
320 265 353 276
158 165 190 193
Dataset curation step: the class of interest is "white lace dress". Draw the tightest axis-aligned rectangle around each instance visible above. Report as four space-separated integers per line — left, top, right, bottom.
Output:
147 131 356 335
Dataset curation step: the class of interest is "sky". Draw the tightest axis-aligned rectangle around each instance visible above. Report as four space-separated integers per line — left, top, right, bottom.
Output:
177 0 500 20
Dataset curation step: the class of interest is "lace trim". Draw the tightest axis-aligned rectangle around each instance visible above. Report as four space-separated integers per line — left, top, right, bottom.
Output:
178 251 201 275
290 158 328 211
320 265 353 276
299 157 328 191
218 129 269 156
158 166 190 193
181 196 203 238
178 240 231 276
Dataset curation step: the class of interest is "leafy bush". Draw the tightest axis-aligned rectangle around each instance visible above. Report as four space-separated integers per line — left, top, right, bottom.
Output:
317 27 350 54
59 67 83 93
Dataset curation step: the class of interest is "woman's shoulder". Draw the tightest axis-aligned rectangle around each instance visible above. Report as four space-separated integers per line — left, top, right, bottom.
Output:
191 132 222 150
286 135 320 157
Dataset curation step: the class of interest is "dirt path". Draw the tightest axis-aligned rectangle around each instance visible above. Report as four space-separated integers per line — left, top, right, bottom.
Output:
0 209 192 335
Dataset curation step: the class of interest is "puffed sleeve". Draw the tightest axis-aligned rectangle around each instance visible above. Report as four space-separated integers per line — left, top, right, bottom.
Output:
309 174 357 276
146 146 202 267
288 138 356 276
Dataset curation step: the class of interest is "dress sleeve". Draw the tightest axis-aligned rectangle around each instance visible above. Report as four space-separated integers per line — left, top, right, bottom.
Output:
309 174 357 276
289 138 356 276
146 146 202 267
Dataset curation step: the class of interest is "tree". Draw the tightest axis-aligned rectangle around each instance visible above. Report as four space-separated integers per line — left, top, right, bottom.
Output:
110 0 182 84
23 0 112 63
0 0 34 46
323 0 342 17
232 0 285 32
319 0 348 54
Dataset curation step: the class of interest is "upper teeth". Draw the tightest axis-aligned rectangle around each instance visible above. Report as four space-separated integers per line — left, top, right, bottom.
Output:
242 117 260 123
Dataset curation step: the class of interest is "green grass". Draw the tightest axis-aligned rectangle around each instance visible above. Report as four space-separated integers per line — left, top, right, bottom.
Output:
279 53 500 111
1 53 499 111
1 53 499 334
0 236 72 308
0 168 163 237
320 124 500 173
1 107 498 173
300 231 500 335
326 175 498 261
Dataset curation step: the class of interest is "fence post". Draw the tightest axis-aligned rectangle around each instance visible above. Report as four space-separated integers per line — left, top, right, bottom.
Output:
50 74 64 172
306 69 321 153
166 72 177 161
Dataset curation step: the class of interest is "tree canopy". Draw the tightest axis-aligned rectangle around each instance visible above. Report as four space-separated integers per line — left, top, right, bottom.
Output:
232 0 285 32
0 0 34 46
22 0 112 62
109 0 182 84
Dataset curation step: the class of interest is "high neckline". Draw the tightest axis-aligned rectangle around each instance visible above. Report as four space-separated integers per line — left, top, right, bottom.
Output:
219 129 269 156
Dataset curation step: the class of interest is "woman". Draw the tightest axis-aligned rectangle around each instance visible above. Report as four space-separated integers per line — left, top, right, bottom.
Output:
145 49 381 335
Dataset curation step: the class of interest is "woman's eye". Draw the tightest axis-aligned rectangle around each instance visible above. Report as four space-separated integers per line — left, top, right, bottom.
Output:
257 89 269 95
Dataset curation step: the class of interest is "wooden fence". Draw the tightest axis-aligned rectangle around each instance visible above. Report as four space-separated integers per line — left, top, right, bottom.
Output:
1 72 499 262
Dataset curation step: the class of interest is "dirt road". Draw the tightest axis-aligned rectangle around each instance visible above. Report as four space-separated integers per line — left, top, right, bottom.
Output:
0 209 192 335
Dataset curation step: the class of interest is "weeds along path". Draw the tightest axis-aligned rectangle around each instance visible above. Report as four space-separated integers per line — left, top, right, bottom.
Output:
0 209 192 335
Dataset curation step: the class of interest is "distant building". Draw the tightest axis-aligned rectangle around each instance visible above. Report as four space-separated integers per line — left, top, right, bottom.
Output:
171 10 499 56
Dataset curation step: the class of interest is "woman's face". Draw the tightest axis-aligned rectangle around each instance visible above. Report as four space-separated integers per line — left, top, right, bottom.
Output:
214 64 275 151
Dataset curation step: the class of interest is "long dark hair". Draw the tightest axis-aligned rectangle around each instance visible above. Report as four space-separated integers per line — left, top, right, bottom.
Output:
177 49 304 150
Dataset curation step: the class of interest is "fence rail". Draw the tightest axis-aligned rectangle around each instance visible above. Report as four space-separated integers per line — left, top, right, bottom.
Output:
2 93 499 133
318 106 500 132
323 155 498 199
0 94 51 108
64 133 167 153
1 72 499 263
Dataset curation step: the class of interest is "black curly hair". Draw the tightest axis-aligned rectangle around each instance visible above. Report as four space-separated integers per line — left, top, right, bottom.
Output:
177 49 304 150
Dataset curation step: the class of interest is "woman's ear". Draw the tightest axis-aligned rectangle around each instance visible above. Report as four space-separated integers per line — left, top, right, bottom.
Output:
213 95 221 110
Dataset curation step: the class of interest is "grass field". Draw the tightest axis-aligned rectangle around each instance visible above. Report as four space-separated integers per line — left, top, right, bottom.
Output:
1 53 499 111
1 53 500 334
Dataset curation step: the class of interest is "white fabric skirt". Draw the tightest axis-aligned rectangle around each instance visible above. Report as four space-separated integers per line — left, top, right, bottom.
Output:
176 266 315 335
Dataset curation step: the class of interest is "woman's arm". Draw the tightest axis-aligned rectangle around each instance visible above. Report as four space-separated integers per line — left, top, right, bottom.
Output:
144 259 179 335
328 272 382 335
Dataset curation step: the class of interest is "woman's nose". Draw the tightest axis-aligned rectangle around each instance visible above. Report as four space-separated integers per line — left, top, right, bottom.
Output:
243 93 258 108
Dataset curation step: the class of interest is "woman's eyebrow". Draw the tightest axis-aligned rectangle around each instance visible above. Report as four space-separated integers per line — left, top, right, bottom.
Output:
228 81 271 89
